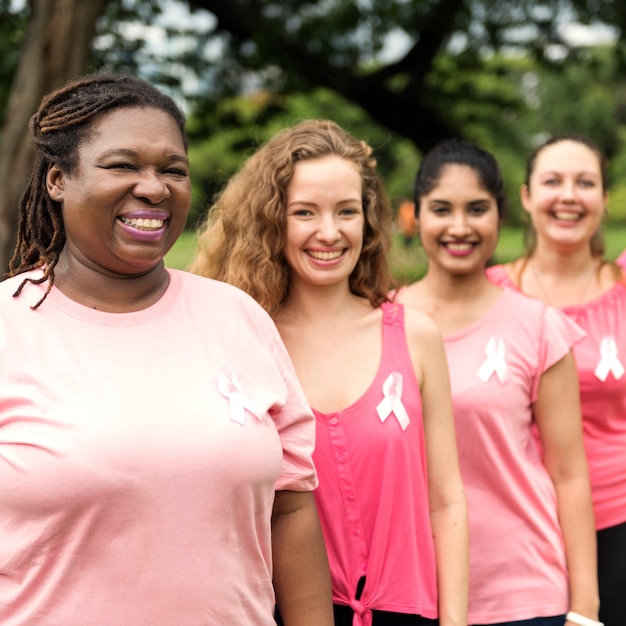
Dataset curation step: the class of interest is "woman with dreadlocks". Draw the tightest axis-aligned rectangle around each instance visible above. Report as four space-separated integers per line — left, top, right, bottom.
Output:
0 73 332 626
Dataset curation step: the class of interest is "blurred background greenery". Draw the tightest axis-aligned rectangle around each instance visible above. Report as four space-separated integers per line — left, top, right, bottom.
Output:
2 0 626 275
166 224 626 284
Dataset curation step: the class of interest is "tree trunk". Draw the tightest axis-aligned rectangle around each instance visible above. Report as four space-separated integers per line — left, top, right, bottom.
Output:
0 0 109 276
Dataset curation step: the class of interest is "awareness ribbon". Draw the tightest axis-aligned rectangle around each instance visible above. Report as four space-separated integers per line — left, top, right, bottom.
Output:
477 336 508 383
217 365 264 425
376 372 410 431
594 336 625 382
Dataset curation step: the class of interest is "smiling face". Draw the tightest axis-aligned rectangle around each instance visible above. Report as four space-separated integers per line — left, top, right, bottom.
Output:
417 164 500 277
522 139 606 253
284 155 364 290
47 106 191 277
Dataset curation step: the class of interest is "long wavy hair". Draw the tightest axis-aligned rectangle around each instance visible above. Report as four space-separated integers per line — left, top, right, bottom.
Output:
190 119 394 317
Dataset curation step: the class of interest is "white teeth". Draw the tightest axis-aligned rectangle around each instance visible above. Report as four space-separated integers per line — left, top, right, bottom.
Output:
308 250 343 261
120 216 165 230
553 212 580 222
445 242 473 250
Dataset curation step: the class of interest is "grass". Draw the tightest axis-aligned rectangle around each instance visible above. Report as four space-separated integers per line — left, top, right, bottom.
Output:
167 224 626 284
165 230 198 270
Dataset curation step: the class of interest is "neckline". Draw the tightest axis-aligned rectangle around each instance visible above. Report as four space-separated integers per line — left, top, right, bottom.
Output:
311 302 401 418
497 263 625 315
45 268 182 324
442 288 510 342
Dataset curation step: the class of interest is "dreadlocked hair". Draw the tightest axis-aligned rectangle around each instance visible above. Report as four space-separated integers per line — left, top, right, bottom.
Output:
7 72 188 308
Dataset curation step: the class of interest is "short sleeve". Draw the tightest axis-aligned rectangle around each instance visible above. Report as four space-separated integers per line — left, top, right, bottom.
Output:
530 305 586 402
218 283 319 493
268 331 318 492
486 264 515 289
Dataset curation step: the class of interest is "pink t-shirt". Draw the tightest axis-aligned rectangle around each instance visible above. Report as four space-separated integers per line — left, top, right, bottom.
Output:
488 264 626 530
443 288 585 624
0 269 317 626
312 303 437 625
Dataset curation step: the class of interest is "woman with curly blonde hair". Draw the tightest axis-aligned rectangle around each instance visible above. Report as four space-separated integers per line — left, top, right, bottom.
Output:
190 120 393 317
191 119 468 626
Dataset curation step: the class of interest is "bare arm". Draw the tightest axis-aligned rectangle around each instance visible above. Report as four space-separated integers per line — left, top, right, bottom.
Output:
272 490 334 625
534 351 600 623
407 311 469 626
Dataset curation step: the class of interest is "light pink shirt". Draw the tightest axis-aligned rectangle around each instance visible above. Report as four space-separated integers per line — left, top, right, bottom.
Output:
488 264 626 530
443 288 584 623
0 269 317 626
312 303 437 625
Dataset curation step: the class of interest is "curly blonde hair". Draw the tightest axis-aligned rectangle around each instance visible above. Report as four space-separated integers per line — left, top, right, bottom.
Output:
189 119 394 317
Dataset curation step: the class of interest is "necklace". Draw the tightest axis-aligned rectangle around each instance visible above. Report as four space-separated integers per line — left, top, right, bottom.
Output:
528 258 599 307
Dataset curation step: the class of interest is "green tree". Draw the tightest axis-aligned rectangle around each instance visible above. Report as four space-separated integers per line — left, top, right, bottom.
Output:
2 0 626 269
0 0 108 273
0 0 28 122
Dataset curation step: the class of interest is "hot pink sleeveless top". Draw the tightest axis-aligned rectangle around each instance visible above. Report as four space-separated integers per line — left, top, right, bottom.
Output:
312 302 437 626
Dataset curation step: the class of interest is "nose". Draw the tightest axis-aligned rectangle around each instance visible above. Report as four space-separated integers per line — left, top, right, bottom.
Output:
316 214 340 243
133 169 171 203
448 211 471 236
559 180 577 201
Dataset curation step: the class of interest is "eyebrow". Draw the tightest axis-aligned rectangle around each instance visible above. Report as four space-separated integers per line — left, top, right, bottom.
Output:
539 169 599 177
287 197 361 206
99 148 189 164
428 197 492 205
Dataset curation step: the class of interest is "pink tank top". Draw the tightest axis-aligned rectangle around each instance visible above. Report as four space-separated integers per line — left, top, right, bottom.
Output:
312 302 438 625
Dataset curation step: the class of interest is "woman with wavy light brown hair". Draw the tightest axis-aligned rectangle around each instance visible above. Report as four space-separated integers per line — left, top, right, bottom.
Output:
190 120 394 317
192 119 468 626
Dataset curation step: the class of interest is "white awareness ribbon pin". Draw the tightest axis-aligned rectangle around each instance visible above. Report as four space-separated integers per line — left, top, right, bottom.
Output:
477 336 508 383
376 372 410 431
594 336 625 382
217 365 264 425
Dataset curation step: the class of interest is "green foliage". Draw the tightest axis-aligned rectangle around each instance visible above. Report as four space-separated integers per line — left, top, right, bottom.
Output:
184 37 626 229
167 224 626 282
525 45 620 156
607 185 626 222
185 87 422 228
93 0 215 93
425 52 530 143
3 0 626 235
165 229 198 271
0 0 28 124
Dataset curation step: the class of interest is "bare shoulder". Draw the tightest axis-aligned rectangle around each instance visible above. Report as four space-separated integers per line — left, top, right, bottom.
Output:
400 304 448 390
402 305 446 371
394 280 438 316
403 305 442 340
600 259 620 288
394 281 422 308
502 258 523 285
